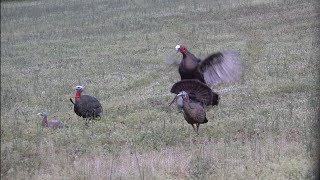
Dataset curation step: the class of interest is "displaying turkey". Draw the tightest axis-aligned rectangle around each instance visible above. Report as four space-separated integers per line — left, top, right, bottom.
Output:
37 112 64 129
170 79 214 134
70 85 103 124
175 45 242 86
171 79 219 106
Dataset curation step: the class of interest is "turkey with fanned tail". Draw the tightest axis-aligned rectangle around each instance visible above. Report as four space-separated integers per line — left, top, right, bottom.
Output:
170 79 219 106
170 79 214 134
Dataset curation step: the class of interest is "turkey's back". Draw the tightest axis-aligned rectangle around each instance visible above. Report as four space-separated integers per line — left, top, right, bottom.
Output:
48 119 64 129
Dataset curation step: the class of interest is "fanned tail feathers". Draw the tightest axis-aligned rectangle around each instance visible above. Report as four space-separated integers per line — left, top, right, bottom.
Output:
171 79 213 106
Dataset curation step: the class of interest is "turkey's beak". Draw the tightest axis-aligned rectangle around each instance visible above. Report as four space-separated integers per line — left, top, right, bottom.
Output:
177 92 183 96
37 113 41 115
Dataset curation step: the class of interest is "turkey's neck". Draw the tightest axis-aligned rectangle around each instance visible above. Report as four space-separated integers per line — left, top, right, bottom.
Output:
182 97 191 112
179 48 187 54
41 116 48 127
75 91 81 98
181 51 198 70
179 47 187 58
182 53 187 59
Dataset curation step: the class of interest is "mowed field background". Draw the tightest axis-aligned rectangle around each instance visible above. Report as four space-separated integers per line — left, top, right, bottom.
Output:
1 0 319 179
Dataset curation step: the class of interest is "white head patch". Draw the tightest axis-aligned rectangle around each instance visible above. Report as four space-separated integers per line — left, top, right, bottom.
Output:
38 112 48 117
175 45 181 52
75 85 84 90
177 91 188 97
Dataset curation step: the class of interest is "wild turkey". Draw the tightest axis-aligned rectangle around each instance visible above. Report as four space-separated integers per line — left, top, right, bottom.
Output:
175 91 208 134
170 79 213 134
37 112 64 129
171 79 218 106
175 45 242 86
69 85 103 124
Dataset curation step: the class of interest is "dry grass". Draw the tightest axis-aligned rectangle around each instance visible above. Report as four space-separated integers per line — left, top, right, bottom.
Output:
1 0 319 179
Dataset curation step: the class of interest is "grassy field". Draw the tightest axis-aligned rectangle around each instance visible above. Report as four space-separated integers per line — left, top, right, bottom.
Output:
1 0 319 179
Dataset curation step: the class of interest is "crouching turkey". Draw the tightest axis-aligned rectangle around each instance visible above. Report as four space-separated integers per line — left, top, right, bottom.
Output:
170 79 214 134
37 112 64 129
70 85 103 125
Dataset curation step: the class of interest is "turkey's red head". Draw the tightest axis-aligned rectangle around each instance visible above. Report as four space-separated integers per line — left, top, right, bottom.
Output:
175 45 187 53
74 85 84 98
